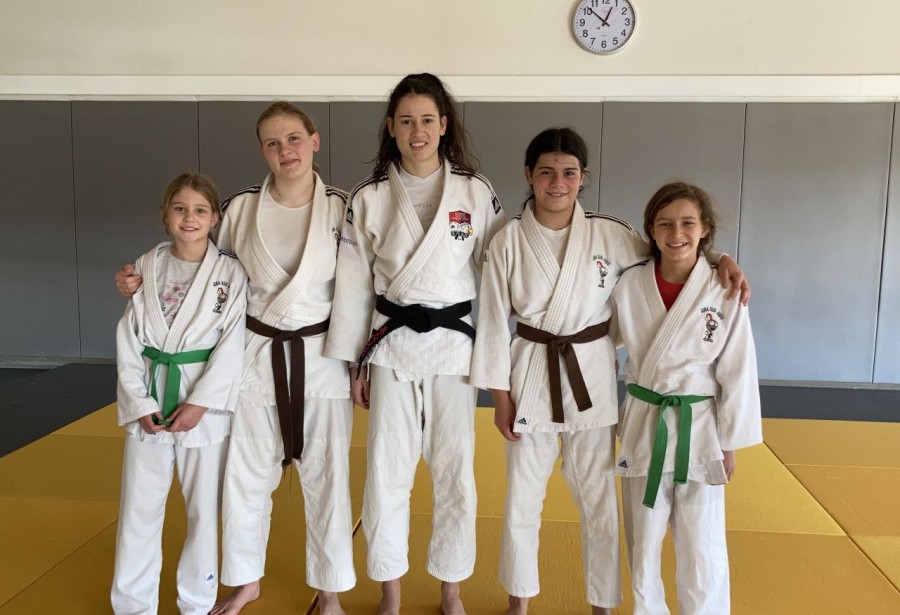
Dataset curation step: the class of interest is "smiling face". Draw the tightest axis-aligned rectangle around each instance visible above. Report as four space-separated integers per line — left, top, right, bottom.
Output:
525 152 585 229
387 94 447 176
649 198 709 268
164 187 218 246
258 113 320 184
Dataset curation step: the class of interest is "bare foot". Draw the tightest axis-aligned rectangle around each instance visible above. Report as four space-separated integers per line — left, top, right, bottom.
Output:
377 579 401 615
440 581 466 615
504 595 528 615
590 607 611 615
317 590 346 615
208 582 260 615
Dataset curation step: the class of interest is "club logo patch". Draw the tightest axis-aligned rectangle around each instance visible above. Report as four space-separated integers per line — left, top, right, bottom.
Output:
593 255 611 287
449 210 473 241
701 306 724 342
212 282 229 314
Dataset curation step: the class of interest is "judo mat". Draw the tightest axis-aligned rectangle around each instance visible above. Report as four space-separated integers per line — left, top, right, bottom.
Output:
2 403 900 613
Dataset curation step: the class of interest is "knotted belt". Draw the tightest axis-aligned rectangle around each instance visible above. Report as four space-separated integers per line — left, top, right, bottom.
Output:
142 346 215 426
355 295 475 370
246 315 330 467
626 383 711 509
515 320 610 424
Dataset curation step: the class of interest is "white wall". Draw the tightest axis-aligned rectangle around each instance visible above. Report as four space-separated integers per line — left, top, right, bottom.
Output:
3 0 900 99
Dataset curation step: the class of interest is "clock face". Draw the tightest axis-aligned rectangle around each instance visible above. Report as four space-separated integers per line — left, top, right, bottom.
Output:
573 0 636 55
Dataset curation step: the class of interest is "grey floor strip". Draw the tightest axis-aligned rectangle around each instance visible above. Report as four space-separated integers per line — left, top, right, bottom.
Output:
0 363 117 457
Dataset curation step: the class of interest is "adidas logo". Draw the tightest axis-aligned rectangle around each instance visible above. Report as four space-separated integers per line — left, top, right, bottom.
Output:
516 417 527 425
205 573 215 582
618 459 629 469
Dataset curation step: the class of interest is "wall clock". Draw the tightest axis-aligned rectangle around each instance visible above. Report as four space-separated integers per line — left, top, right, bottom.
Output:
572 0 636 55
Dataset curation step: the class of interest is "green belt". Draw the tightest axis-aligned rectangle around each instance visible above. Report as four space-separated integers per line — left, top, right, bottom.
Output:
142 346 214 426
626 383 711 509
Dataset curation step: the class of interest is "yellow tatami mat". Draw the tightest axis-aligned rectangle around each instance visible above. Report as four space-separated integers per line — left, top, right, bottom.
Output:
2 406 899 613
763 417 900 468
0 497 118 606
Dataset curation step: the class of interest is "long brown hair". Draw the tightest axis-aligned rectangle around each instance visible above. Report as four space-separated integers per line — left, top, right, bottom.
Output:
373 73 478 177
643 181 719 260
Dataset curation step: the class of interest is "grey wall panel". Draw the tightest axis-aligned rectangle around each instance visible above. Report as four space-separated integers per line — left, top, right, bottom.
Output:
73 102 200 359
329 102 385 192
874 104 900 384
0 102 80 357
741 103 892 382
199 101 330 196
198 101 274 198
598 103 746 257
464 103 603 218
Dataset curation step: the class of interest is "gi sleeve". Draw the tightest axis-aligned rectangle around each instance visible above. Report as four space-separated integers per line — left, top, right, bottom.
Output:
616 224 652 271
470 232 514 391
324 190 378 363
714 301 763 450
471 181 506 274
214 206 236 253
115 261 160 425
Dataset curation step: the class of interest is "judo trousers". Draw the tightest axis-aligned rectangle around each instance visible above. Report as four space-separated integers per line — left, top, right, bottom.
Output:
220 398 356 592
622 474 729 615
363 365 478 582
111 437 227 615
500 426 621 607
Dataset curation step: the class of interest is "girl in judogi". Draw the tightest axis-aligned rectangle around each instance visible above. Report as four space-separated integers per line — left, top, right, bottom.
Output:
116 103 356 615
325 73 507 615
112 173 248 615
611 182 763 615
470 129 750 615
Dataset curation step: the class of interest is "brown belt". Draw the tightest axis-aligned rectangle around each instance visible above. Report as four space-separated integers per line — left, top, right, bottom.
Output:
245 315 329 467
515 320 610 423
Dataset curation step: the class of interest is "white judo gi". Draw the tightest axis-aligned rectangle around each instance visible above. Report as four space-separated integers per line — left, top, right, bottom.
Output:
112 240 247 615
217 174 356 593
611 258 762 615
325 161 506 582
471 202 648 607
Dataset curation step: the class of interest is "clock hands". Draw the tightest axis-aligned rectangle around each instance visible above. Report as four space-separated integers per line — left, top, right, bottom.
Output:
590 7 614 27
601 7 613 26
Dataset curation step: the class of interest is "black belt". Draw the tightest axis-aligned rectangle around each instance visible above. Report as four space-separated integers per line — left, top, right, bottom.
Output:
516 320 611 424
356 295 475 370
245 315 329 467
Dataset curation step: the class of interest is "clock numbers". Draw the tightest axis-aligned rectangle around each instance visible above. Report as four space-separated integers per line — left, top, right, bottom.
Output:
572 0 636 55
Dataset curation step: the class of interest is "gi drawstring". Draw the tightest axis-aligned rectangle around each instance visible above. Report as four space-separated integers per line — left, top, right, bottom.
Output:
626 383 711 509
142 346 215 426
516 320 610 423
245 315 330 467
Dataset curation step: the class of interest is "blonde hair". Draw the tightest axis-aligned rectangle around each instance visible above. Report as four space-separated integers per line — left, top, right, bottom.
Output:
255 101 321 174
160 173 221 235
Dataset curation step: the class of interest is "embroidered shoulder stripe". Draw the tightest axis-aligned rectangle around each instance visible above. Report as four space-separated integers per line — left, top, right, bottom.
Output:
621 258 653 275
451 167 502 214
218 249 238 259
584 210 637 232
348 173 388 200
325 186 349 203
221 184 262 212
